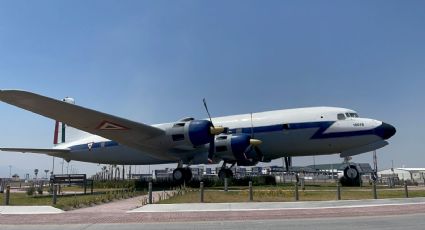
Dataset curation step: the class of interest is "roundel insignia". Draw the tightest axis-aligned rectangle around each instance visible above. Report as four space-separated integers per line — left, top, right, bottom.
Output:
96 121 129 130
87 142 94 151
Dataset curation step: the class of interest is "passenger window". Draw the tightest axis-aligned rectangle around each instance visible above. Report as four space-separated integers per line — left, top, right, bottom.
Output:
337 113 345 120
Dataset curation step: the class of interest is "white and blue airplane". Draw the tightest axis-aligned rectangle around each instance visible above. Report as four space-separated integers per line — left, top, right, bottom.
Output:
0 90 396 183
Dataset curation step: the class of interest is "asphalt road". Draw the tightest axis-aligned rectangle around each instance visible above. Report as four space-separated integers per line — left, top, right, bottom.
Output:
1 213 424 230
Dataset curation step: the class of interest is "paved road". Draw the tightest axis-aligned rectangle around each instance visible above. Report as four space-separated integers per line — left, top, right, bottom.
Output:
1 213 424 230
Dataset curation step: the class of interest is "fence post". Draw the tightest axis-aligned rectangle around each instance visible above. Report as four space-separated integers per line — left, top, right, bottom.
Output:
249 181 253 201
200 182 204 203
52 184 58 205
224 178 228 192
336 181 341 200
372 180 378 199
294 182 299 201
148 181 153 204
4 185 10 205
404 181 409 198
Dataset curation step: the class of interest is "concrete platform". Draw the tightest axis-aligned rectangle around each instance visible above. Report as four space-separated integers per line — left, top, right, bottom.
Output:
128 197 425 213
0 206 63 215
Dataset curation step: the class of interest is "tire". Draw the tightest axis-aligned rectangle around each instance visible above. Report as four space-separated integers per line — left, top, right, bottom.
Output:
183 168 192 182
218 169 234 180
218 169 227 180
173 168 185 184
341 165 360 186
225 169 233 179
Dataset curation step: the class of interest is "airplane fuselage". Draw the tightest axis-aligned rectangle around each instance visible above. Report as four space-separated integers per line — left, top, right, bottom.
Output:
53 107 395 165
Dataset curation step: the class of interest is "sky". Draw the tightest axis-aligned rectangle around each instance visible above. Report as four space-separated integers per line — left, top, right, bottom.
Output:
0 0 424 178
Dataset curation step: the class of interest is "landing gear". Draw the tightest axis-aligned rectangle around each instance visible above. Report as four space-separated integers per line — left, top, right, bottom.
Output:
172 167 192 184
340 165 361 186
218 168 233 180
218 161 234 180
284 157 292 172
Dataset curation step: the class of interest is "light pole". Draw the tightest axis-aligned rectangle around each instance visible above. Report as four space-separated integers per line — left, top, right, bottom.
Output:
52 156 55 175
8 165 12 178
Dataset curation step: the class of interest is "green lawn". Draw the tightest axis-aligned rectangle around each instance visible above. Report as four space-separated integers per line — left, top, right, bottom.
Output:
158 186 425 204
0 190 144 211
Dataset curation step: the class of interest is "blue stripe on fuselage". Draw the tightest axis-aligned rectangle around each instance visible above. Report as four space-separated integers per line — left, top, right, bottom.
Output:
69 122 376 151
70 141 119 151
229 121 376 139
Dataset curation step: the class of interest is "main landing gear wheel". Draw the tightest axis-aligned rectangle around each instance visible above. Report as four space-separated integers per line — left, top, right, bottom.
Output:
173 168 193 184
218 168 233 180
340 165 360 186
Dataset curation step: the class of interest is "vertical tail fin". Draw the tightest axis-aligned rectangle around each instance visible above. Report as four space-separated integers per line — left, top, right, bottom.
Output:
53 97 92 145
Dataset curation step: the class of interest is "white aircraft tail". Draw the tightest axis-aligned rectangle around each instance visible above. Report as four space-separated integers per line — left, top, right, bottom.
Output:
53 97 91 145
53 121 91 145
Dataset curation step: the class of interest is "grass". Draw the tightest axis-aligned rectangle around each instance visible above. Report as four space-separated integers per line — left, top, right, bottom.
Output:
158 185 425 204
0 190 145 211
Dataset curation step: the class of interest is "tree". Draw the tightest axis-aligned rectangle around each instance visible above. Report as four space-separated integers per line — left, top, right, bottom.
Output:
34 169 39 180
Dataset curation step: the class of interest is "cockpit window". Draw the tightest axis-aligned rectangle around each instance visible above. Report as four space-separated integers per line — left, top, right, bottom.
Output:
337 113 346 120
345 113 351 117
350 113 358 118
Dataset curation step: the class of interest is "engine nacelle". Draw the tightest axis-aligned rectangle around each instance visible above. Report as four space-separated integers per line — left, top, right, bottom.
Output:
167 119 213 147
214 134 259 166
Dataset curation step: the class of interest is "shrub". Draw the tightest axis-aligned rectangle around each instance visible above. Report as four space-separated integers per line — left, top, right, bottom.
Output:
26 186 35 196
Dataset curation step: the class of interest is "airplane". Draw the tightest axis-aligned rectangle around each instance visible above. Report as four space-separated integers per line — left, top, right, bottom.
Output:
0 90 396 185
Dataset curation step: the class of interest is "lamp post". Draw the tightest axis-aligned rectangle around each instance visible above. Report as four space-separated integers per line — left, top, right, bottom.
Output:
8 165 12 179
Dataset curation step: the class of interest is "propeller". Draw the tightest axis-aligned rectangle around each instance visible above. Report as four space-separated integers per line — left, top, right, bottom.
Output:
203 98 224 163
243 112 264 162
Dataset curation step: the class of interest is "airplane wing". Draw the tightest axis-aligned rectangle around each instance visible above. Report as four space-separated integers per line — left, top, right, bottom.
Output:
0 90 170 160
0 147 70 156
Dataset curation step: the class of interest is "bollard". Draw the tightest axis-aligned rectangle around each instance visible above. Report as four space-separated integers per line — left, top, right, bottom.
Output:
336 181 341 200
200 182 204 203
294 182 299 201
249 181 253 201
4 185 10 205
148 182 153 204
224 178 228 192
52 184 58 205
404 182 409 198
372 181 378 199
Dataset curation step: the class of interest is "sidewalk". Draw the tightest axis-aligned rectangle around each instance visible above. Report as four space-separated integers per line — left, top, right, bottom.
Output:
128 197 425 213
68 191 173 213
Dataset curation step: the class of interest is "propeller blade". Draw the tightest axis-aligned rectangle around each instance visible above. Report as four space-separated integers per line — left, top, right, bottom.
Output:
250 112 254 138
203 98 214 127
207 137 215 163
254 146 264 162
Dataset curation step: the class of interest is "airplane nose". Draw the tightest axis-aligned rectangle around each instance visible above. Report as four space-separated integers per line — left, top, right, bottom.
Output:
375 122 396 140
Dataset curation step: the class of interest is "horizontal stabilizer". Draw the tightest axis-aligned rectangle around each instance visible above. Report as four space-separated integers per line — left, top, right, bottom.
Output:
340 140 388 158
0 148 70 157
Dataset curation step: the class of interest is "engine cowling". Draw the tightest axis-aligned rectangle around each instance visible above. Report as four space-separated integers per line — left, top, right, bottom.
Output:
167 119 214 147
214 134 259 166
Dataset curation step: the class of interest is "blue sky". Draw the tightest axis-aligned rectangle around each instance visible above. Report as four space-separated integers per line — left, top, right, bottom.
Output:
0 1 424 177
